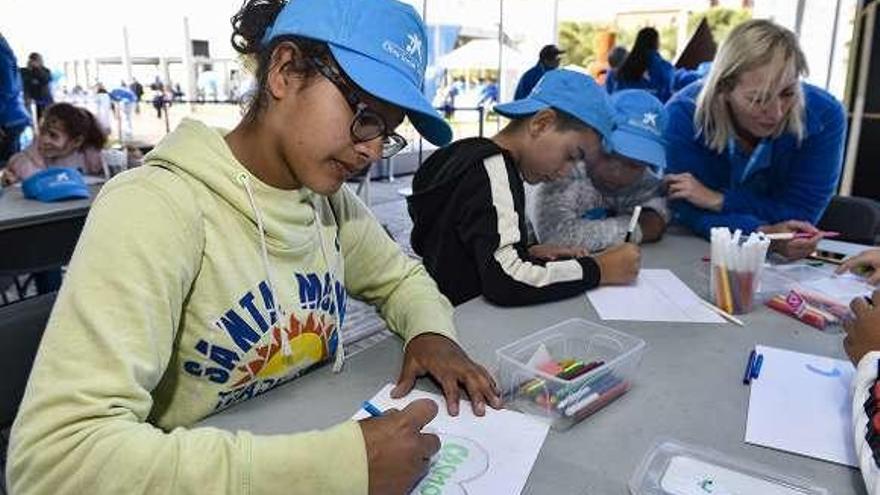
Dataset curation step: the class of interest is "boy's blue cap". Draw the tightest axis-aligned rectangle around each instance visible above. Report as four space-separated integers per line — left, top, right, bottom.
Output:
494 69 614 143
260 0 452 146
609 90 668 174
22 167 90 202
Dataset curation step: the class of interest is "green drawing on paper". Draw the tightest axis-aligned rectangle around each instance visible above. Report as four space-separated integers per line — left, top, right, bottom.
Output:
415 435 490 495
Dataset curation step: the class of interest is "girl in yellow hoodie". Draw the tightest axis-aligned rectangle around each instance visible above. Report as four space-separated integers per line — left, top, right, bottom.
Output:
6 1 500 494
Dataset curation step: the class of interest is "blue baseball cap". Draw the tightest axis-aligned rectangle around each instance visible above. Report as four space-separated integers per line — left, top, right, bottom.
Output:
609 90 668 175
494 69 614 143
260 0 451 146
22 167 90 202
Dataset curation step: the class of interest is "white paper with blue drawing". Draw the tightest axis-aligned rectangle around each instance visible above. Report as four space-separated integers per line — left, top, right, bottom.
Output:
745 345 857 466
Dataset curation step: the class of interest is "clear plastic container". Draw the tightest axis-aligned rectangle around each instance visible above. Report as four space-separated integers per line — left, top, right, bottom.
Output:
758 264 874 331
629 439 829 495
494 318 645 430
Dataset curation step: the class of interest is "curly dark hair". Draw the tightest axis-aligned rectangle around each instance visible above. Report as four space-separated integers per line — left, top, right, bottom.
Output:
41 103 106 150
230 0 339 123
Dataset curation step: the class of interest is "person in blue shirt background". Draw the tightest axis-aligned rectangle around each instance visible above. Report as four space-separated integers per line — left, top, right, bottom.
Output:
606 27 674 103
664 19 846 261
0 32 31 166
513 44 564 100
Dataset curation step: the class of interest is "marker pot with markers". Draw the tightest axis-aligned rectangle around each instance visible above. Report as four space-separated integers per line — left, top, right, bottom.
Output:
494 318 646 430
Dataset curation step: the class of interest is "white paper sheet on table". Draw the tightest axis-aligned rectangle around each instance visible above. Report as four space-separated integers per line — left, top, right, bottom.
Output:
586 269 725 323
745 345 857 467
353 384 549 495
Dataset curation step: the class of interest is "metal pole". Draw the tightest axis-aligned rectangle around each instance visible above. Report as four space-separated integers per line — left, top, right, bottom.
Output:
497 0 504 132
182 17 197 111
478 106 485 137
419 0 428 166
839 1 877 196
122 25 133 82
824 0 844 90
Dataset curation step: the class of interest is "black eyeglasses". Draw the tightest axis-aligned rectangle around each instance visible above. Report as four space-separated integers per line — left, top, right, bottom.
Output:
309 57 407 159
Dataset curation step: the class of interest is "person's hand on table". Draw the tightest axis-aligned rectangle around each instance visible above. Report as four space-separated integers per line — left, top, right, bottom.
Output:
844 290 880 364
758 220 821 261
359 399 440 495
664 173 724 211
392 333 501 416
837 249 880 285
528 243 588 261
637 209 667 243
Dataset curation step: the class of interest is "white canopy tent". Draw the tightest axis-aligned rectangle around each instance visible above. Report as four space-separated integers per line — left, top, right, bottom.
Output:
434 38 532 71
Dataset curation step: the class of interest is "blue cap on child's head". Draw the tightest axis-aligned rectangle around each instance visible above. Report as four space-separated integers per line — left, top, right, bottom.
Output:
493 69 614 143
22 167 90 203
260 0 451 146
609 89 668 175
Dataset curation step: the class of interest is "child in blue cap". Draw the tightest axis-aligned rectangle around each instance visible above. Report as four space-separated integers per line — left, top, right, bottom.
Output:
535 89 670 251
408 69 641 307
7 1 499 494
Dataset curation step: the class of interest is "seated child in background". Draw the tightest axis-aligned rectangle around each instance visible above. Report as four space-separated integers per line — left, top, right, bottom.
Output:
535 89 668 251
408 69 640 307
2 102 107 184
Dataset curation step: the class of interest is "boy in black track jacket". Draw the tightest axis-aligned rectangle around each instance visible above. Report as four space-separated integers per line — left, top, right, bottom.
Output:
409 69 641 306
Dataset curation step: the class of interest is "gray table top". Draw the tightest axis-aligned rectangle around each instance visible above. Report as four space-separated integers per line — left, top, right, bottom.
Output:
201 232 866 495
0 183 100 231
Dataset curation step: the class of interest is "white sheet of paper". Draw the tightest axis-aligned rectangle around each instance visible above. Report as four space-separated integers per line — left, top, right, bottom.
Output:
745 345 857 467
353 384 550 495
586 269 725 323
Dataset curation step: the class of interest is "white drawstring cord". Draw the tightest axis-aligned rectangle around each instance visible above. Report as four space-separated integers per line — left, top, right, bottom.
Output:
237 173 294 360
312 196 346 373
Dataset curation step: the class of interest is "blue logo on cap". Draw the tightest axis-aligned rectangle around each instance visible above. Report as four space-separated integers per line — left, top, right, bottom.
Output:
609 90 668 173
22 167 90 202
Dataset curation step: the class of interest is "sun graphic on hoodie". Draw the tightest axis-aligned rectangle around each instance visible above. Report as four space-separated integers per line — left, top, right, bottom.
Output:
231 312 338 388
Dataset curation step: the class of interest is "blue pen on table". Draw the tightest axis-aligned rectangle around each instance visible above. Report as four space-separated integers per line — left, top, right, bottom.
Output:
362 400 384 417
743 349 757 385
750 354 764 381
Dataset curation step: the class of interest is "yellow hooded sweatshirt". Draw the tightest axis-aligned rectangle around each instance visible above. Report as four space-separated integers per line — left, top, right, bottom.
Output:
6 118 456 494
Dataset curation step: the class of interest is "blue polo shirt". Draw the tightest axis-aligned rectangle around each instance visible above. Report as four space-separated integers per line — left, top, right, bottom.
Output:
605 51 674 102
514 62 549 100
664 81 846 238
0 34 29 129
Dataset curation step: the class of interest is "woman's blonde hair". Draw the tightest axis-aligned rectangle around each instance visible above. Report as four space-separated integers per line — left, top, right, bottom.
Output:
695 19 808 153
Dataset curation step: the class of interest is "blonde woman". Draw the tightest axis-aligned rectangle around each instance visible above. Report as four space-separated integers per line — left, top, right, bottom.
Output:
663 19 845 260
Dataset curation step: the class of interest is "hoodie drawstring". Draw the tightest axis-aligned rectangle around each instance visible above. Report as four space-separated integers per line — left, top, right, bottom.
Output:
237 172 345 372
238 173 294 360
311 196 346 373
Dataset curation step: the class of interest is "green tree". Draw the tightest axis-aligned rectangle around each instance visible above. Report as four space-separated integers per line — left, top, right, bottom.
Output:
557 21 603 68
688 7 753 45
556 8 752 69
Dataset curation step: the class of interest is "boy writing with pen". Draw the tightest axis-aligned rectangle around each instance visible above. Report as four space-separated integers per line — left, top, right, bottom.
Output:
408 70 640 307
535 90 669 252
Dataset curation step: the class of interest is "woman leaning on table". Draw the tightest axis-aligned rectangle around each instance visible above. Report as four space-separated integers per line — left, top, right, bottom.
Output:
663 19 846 261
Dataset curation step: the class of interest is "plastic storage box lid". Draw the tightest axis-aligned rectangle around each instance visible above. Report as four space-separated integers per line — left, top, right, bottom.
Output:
629 439 829 495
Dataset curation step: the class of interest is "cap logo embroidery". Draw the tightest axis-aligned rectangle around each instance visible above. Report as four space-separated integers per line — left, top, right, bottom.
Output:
405 32 423 63
382 32 423 72
642 112 657 128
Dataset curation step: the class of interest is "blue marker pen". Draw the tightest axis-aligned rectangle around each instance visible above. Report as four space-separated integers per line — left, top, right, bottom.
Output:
743 350 757 385
750 354 764 380
362 400 384 418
